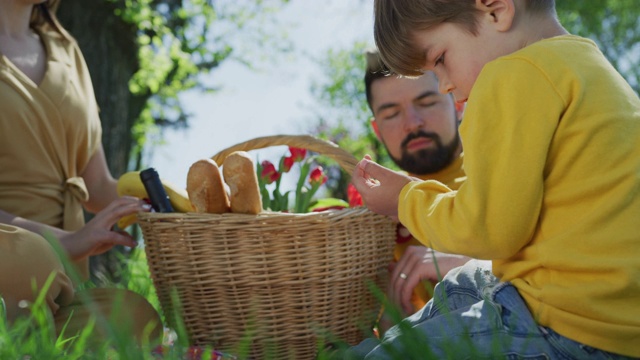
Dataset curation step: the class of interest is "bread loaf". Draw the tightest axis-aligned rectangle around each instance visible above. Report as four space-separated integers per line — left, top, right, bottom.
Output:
186 159 230 214
222 151 263 215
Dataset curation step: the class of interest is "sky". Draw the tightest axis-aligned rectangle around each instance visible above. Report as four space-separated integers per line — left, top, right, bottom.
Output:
146 0 375 189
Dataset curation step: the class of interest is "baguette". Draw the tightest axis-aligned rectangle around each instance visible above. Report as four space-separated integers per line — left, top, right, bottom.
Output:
222 151 263 215
186 159 230 214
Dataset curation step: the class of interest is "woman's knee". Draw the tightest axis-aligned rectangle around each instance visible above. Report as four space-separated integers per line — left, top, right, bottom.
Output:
54 287 162 344
0 225 74 322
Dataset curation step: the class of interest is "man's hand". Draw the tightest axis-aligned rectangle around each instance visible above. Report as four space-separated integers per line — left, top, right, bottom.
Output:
388 245 470 315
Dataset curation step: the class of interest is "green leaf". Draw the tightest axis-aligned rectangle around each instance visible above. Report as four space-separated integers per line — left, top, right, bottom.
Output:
308 198 349 211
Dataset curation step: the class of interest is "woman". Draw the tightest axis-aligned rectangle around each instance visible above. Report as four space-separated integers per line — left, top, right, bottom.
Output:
0 0 161 343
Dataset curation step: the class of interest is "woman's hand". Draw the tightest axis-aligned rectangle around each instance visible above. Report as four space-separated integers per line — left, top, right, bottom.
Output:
58 196 151 260
388 245 470 315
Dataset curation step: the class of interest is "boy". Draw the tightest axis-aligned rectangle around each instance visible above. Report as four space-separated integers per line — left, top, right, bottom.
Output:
349 0 640 358
364 50 472 324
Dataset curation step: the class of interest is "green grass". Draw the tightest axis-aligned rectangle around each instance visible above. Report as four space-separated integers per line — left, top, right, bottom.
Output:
2 238 523 359
0 245 231 360
1 244 383 359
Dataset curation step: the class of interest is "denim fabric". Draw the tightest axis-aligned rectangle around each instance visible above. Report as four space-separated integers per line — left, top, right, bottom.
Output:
344 260 635 360
541 326 638 360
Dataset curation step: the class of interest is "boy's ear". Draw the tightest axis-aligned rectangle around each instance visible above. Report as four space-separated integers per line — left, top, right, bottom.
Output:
370 117 381 139
476 0 515 32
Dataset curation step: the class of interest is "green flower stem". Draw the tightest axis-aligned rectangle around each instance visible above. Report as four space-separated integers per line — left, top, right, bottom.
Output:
271 188 289 212
281 191 290 211
272 156 288 211
301 182 321 213
260 186 271 210
256 162 271 210
274 165 283 195
295 160 312 213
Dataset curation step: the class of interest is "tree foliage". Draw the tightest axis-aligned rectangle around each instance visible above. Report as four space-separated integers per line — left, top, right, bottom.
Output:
59 0 291 176
309 1 640 198
306 42 394 200
57 0 291 283
309 42 390 165
556 0 640 93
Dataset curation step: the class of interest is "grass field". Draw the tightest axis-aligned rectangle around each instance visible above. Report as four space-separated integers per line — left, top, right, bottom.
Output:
1 243 497 359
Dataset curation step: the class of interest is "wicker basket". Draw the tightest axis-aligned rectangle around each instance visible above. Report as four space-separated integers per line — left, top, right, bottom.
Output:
138 135 395 359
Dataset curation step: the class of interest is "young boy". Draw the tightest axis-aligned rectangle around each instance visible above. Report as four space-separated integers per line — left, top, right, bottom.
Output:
348 0 640 358
364 49 472 325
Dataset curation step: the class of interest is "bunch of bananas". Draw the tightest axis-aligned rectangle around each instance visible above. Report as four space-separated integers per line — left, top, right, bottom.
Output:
116 171 194 228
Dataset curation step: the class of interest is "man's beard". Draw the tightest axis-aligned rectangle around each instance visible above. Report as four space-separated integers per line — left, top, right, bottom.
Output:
390 130 460 175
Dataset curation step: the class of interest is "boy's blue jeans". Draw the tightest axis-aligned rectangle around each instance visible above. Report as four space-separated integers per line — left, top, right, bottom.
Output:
346 260 634 359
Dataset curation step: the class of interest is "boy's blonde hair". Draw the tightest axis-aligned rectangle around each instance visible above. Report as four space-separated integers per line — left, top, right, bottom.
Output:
374 0 556 77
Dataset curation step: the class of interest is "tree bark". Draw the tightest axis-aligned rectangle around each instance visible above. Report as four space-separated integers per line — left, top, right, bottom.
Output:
57 0 141 175
57 0 146 284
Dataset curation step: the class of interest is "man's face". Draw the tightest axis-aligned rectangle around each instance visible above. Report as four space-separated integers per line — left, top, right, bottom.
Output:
371 72 461 175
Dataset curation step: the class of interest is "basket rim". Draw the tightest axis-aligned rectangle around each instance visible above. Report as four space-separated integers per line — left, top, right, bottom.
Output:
210 134 359 175
137 206 378 220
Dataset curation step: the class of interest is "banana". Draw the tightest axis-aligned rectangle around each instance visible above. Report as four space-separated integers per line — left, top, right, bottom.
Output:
117 171 195 213
117 213 138 229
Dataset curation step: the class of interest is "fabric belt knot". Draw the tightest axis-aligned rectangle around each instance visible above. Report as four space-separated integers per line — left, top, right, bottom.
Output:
62 176 89 231
62 176 90 282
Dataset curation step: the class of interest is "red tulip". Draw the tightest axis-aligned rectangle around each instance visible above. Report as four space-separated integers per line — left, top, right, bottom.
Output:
260 160 280 184
347 183 363 207
282 156 295 173
289 147 307 163
309 166 327 186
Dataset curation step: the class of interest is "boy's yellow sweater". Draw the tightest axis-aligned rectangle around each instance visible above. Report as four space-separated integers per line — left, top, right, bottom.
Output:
398 35 640 357
394 154 466 311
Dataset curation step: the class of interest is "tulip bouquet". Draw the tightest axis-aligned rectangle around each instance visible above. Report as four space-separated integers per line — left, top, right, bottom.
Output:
256 146 363 213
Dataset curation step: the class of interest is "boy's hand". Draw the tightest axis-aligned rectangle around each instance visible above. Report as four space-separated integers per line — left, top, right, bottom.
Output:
351 155 413 220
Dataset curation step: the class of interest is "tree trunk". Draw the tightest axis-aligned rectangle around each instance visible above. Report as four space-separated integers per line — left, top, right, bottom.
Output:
57 0 147 284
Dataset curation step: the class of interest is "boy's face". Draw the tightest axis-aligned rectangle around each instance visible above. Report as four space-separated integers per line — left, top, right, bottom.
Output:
413 20 512 104
371 72 461 175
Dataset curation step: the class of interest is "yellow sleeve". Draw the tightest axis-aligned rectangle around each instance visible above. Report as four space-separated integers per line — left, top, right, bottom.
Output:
398 58 565 259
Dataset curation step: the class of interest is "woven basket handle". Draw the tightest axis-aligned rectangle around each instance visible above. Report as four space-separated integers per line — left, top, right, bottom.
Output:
210 134 358 174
